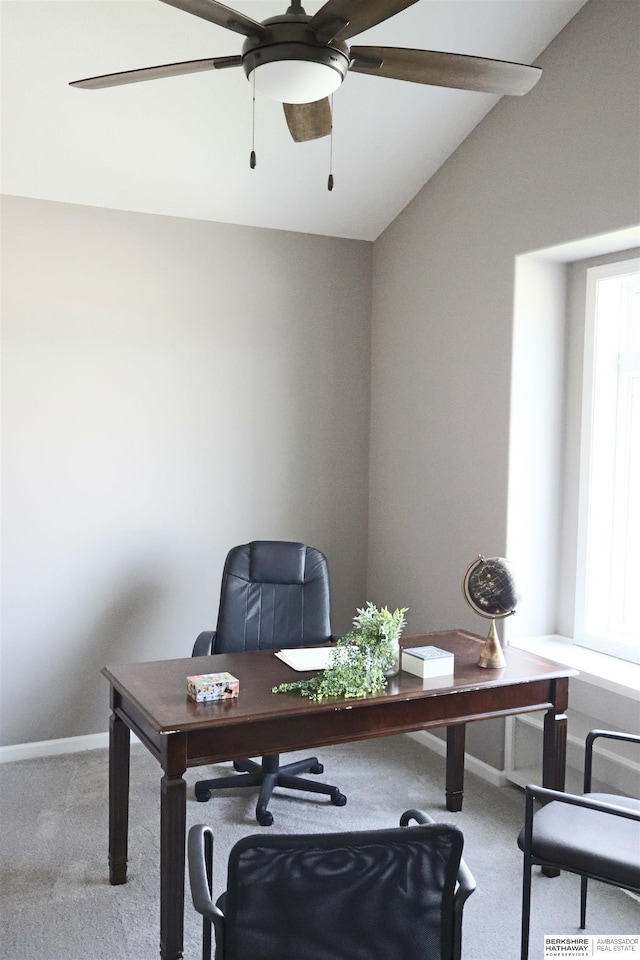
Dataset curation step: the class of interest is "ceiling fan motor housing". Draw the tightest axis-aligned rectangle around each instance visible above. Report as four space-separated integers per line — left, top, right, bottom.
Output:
242 14 350 103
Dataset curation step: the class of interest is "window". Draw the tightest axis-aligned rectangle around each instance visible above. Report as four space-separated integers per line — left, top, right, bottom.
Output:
575 258 640 663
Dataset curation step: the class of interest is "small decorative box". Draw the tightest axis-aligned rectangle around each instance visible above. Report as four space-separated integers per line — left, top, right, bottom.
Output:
401 646 454 680
187 672 239 702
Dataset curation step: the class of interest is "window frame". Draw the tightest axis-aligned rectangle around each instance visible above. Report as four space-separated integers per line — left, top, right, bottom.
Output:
574 257 640 664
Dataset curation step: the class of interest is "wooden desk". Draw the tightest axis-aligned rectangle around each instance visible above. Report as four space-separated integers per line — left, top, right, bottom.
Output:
103 629 577 960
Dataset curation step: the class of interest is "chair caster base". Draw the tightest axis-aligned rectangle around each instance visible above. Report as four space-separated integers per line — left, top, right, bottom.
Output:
309 763 324 774
194 785 211 802
332 791 347 807
257 810 274 827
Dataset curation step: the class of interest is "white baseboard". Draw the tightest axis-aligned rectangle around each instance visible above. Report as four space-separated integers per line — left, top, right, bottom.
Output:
0 731 140 764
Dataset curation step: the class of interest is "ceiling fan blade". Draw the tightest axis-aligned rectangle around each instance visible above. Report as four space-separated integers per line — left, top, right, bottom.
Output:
70 55 241 90
349 46 542 96
309 0 419 43
283 100 332 142
158 0 267 39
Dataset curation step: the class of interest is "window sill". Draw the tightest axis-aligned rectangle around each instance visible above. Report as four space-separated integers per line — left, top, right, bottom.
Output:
508 635 640 699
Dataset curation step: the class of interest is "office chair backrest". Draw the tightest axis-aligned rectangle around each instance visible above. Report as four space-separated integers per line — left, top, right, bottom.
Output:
214 541 332 653
223 823 464 960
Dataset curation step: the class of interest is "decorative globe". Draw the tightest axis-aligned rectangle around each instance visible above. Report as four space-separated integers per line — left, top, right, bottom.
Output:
463 556 519 619
462 556 520 668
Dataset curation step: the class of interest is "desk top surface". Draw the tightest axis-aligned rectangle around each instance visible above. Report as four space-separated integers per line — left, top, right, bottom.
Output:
103 630 577 736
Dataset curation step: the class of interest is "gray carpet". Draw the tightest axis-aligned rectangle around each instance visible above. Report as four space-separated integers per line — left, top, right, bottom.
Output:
0 734 637 960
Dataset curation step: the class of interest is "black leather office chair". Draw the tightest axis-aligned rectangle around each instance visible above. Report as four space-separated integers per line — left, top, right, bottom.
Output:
192 541 346 826
188 809 476 960
518 729 640 960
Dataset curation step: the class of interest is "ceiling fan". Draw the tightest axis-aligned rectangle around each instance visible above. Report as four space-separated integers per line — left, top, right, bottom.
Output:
70 0 542 145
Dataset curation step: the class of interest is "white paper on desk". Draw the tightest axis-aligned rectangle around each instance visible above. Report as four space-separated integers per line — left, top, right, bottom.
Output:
275 647 335 671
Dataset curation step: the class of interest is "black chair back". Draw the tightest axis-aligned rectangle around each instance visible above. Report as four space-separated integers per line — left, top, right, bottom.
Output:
189 815 474 960
214 541 332 652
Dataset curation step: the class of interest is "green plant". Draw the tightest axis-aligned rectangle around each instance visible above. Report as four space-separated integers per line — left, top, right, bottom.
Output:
272 602 408 702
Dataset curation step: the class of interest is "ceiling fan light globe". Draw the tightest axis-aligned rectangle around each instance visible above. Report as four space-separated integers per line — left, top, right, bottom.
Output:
248 60 343 104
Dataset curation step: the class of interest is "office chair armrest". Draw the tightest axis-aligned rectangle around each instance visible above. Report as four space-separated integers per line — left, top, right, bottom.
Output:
399 808 435 826
584 729 640 793
455 857 477 902
188 825 225 929
192 631 217 657
450 857 477 960
525 784 640 821
400 809 476 901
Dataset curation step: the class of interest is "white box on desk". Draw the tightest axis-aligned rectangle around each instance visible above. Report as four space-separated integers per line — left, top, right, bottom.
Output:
401 646 454 679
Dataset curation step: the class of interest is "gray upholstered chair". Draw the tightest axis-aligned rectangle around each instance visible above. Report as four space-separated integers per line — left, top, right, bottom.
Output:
188 809 476 960
192 541 346 826
518 729 640 960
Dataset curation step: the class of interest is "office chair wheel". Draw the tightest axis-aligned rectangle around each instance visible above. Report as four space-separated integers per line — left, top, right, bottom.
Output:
194 785 212 802
331 791 347 807
257 810 274 827
309 763 324 774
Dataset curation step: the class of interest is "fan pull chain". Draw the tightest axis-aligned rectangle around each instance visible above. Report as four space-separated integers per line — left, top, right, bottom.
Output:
250 72 257 169
327 94 334 191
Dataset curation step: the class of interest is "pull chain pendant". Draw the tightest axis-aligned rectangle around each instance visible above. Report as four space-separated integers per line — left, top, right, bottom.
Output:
249 72 257 169
327 94 334 191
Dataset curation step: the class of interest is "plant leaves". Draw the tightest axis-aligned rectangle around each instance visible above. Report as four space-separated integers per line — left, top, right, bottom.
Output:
272 603 408 702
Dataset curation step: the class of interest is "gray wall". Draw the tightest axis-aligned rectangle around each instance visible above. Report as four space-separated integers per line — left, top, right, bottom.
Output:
368 0 640 767
1 197 372 746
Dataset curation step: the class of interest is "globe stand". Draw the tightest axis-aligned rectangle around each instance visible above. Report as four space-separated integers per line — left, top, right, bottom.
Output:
462 555 519 671
476 618 506 669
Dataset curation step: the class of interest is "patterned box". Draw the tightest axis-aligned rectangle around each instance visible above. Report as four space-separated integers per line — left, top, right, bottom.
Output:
187 672 239 702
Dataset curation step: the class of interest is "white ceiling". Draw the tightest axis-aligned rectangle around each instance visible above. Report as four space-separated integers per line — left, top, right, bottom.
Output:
1 0 587 240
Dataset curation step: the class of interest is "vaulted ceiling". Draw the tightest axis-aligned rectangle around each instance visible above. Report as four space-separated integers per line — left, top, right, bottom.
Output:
1 0 587 239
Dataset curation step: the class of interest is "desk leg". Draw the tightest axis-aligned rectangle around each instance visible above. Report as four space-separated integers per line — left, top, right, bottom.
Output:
160 741 187 960
108 697 130 886
542 702 568 794
541 680 569 878
446 724 466 812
